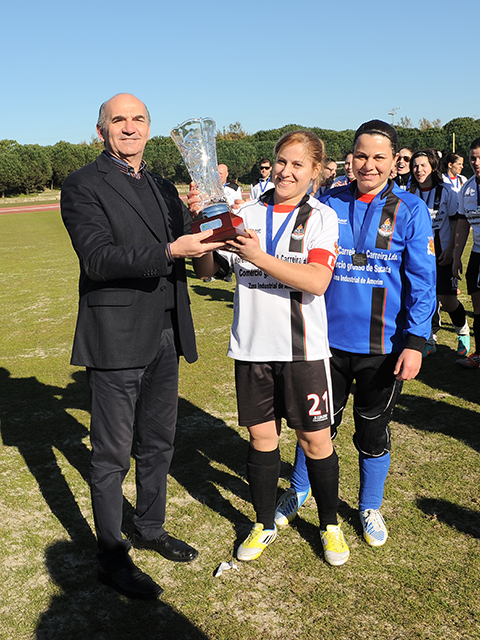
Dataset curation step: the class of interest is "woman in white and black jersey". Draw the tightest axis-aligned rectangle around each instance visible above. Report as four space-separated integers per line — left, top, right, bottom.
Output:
409 149 470 357
195 130 350 567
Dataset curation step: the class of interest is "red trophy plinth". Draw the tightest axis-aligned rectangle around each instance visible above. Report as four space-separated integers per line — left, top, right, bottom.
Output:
191 203 247 243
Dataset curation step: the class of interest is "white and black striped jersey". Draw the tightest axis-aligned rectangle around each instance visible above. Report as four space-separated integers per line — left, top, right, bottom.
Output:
217 191 338 362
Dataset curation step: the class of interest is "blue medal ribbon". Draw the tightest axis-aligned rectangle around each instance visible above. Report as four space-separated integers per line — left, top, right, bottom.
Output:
260 177 271 194
348 185 387 254
265 196 301 256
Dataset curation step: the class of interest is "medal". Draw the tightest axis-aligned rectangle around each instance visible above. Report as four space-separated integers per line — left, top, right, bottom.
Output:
349 187 385 266
352 253 367 266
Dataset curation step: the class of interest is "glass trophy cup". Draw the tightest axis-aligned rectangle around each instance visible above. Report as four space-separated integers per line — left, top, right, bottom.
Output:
170 117 246 242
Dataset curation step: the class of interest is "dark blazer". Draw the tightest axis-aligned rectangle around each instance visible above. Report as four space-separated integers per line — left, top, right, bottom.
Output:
61 152 197 369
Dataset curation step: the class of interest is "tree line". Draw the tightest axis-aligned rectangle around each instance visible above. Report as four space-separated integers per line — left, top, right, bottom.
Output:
1 117 480 197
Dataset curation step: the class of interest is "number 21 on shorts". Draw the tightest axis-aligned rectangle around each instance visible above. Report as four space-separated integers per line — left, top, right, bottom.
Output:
307 391 329 423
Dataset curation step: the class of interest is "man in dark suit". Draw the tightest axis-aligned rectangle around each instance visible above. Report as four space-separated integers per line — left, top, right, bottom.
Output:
61 93 222 599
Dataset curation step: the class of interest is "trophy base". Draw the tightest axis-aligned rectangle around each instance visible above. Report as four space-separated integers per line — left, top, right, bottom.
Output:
192 204 247 243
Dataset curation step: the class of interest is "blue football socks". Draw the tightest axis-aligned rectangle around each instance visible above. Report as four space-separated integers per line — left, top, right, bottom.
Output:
358 452 391 511
291 442 311 493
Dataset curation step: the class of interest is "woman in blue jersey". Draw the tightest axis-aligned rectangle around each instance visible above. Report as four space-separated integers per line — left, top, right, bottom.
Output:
275 120 436 548
196 131 350 567
409 149 469 357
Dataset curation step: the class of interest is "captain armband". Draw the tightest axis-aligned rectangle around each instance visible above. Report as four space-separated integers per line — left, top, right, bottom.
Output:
307 249 336 273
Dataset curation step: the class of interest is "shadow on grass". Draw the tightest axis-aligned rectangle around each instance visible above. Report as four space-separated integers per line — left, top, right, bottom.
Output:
417 498 480 539
36 540 209 640
416 341 480 408
1 364 323 562
394 392 480 454
189 282 234 306
0 364 256 557
169 398 252 550
0 367 96 547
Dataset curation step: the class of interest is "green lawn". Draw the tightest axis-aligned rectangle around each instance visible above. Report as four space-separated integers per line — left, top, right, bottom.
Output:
0 210 479 640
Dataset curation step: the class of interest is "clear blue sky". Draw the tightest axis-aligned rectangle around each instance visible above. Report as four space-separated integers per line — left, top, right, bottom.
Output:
3 0 479 146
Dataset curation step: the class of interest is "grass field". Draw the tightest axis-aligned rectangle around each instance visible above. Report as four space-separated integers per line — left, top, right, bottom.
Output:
0 208 479 640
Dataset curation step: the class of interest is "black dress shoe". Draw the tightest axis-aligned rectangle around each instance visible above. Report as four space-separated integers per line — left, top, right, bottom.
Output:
133 532 199 563
98 561 163 599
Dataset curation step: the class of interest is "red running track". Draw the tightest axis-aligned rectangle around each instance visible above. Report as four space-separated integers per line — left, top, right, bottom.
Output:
0 203 61 214
0 192 251 215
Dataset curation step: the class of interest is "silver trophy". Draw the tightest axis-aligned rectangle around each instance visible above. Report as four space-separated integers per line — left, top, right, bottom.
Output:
171 117 245 241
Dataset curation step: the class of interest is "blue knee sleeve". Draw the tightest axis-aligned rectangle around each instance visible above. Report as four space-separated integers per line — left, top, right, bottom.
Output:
359 452 390 511
291 442 311 493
